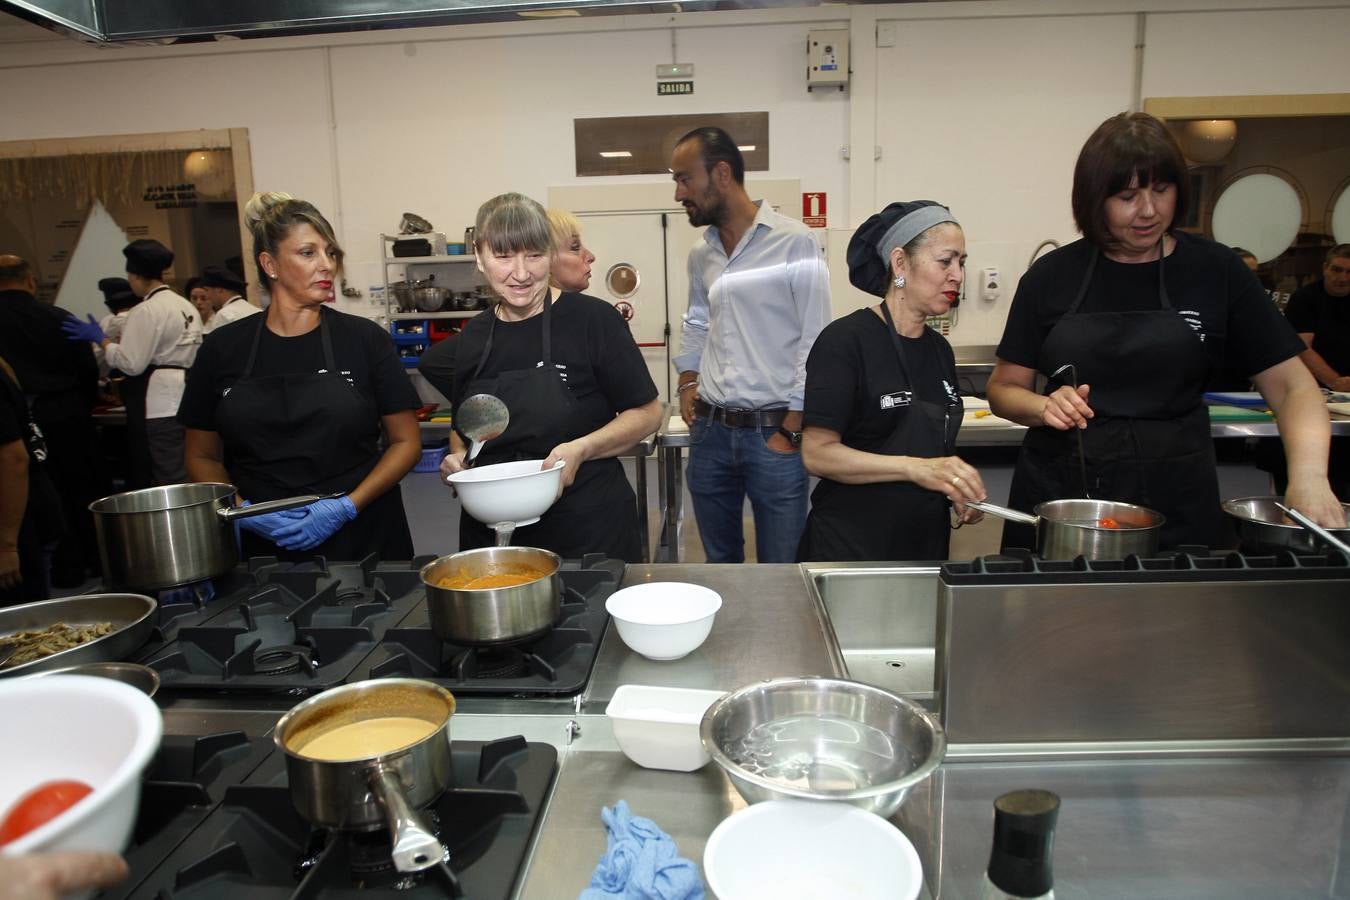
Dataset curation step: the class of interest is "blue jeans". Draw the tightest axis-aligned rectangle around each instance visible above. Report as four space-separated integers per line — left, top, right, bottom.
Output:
686 418 809 563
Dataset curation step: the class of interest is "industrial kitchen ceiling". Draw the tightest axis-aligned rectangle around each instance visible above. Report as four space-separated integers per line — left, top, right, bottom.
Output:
0 0 933 43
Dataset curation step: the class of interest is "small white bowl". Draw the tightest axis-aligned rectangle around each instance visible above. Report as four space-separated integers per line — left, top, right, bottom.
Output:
605 582 722 661
606 685 726 771
447 459 565 526
704 799 923 900
0 675 162 858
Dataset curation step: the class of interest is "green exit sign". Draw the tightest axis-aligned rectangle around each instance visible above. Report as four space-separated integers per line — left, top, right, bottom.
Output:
657 81 694 96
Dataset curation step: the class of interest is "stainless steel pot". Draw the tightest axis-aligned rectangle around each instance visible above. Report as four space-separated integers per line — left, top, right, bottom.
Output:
388 281 415 313
274 679 455 873
419 546 561 645
90 484 334 591
967 498 1164 560
1222 496 1350 554
412 286 450 312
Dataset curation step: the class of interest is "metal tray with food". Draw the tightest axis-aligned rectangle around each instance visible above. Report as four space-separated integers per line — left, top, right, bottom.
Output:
0 593 157 677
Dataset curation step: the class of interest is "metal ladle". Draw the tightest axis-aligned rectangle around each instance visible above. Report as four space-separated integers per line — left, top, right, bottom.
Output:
454 393 509 469
1051 363 1091 499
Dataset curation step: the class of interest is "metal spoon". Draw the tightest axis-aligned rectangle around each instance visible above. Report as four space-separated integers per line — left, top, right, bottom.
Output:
1275 502 1350 557
1051 363 1090 500
454 393 509 469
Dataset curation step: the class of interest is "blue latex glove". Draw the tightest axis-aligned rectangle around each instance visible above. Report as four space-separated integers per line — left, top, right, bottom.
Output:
236 500 309 543
273 496 358 551
579 801 704 900
62 313 105 344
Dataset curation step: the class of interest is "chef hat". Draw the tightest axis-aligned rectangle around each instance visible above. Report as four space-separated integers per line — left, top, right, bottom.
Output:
105 288 140 314
123 239 174 279
201 265 246 294
846 200 958 297
97 276 130 302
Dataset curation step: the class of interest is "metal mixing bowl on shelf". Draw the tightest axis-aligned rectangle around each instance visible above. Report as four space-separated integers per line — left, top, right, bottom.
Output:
700 676 945 818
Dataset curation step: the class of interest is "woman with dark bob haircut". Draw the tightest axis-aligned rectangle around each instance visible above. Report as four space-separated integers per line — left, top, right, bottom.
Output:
988 112 1344 550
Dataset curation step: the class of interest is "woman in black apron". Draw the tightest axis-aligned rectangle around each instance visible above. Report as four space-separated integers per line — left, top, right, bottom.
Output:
440 194 662 562
180 192 422 561
798 201 987 562
990 112 1344 552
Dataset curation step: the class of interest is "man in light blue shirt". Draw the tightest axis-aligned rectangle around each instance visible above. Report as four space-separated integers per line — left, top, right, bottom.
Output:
670 127 831 562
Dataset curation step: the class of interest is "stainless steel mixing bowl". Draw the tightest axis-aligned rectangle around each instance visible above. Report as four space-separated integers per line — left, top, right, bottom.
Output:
700 676 945 818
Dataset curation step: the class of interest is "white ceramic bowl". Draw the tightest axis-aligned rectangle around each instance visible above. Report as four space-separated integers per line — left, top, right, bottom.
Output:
605 582 723 661
0 675 162 857
447 459 565 526
606 685 726 771
704 799 923 900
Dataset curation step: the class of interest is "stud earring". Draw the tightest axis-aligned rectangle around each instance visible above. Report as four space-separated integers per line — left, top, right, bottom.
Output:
893 275 906 289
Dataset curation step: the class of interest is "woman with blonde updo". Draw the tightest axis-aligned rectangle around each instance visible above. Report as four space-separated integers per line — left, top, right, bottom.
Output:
179 192 423 560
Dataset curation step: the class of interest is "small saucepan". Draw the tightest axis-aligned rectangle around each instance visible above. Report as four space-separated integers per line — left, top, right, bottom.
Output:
274 679 455 873
966 498 1164 560
420 546 562 645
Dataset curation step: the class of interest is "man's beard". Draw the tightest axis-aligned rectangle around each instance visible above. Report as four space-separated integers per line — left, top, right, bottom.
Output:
685 188 726 228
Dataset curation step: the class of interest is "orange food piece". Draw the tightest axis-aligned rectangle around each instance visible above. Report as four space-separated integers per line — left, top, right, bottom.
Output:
0 779 94 845
1098 517 1121 529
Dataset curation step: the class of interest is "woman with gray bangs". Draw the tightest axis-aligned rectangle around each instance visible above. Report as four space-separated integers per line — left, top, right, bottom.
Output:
438 193 662 561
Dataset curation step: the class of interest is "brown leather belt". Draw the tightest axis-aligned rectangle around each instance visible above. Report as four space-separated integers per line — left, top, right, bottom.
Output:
693 399 788 429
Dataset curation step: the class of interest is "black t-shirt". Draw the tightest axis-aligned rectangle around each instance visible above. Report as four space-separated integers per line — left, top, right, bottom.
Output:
997 233 1304 383
1284 279 1350 376
0 365 62 543
0 289 98 420
448 293 658 435
803 308 957 450
178 310 420 431
417 333 458 402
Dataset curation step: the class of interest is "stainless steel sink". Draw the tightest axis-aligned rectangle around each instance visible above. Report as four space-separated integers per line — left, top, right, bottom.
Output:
802 564 940 700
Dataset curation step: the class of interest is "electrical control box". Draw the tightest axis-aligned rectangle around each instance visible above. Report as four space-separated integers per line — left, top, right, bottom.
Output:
807 30 849 90
980 266 1001 302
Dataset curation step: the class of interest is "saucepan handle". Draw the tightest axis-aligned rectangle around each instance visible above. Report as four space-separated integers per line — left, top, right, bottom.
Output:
217 493 344 521
368 766 445 873
964 500 1040 528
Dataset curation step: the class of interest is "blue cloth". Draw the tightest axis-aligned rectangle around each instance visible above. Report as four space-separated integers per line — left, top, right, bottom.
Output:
686 418 808 563
62 313 105 344
578 801 704 900
273 496 357 551
236 500 308 542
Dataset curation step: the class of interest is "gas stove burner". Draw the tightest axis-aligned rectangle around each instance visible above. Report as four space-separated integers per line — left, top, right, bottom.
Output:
453 647 526 680
158 579 216 607
252 644 315 677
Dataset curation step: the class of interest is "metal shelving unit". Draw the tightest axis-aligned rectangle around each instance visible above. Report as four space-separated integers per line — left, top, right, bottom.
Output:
380 233 484 368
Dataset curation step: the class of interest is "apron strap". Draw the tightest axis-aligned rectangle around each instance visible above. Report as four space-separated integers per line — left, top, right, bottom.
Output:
241 310 268 377
472 292 554 382
878 301 913 387
1065 238 1171 317
241 307 336 378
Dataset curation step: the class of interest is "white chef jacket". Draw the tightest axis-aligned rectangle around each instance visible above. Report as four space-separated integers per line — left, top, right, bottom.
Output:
103 286 202 419
95 310 131 378
202 295 261 334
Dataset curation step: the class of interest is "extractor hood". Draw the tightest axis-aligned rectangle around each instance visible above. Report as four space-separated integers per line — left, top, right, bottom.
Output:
2 0 857 43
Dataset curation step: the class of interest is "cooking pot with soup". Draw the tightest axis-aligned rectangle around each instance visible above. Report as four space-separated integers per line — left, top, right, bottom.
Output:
419 546 562 645
274 679 455 873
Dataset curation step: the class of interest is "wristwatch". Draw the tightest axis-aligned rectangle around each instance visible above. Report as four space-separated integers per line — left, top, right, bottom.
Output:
777 426 803 447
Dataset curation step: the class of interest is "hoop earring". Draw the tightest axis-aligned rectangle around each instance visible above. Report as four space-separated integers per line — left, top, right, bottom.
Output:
893 275 906 289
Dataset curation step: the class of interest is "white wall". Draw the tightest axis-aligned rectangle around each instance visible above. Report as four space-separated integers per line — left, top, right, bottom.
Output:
1 0 1347 347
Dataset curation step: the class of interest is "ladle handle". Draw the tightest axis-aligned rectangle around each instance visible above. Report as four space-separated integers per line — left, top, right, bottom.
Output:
218 493 341 521
1276 502 1350 556
368 767 445 873
965 500 1040 528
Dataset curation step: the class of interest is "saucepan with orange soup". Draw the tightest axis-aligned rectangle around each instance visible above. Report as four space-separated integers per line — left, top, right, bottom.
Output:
274 679 456 873
419 546 563 645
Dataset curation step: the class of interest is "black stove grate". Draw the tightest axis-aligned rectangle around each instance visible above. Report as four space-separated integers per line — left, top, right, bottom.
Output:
119 737 556 900
943 548 1350 585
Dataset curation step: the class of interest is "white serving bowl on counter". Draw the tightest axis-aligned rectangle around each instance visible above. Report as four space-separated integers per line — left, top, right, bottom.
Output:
604 582 722 661
0 675 162 859
704 799 923 900
606 685 726 771
446 459 565 526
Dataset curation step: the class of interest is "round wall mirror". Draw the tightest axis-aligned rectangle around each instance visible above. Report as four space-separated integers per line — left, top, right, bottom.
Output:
1329 177 1350 245
1210 169 1306 263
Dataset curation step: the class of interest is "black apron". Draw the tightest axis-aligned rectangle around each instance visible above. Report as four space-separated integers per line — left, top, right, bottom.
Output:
458 297 641 562
799 307 962 562
215 308 412 562
1003 242 1227 552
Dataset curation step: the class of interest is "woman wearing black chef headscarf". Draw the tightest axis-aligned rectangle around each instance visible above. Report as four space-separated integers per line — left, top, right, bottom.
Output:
989 113 1344 552
797 201 988 562
179 192 422 561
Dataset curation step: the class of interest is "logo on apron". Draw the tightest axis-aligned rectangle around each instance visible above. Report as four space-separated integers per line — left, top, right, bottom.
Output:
880 390 913 409
1178 309 1206 342
942 379 960 404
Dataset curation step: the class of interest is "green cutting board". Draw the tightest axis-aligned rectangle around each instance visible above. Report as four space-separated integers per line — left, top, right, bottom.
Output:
1207 404 1273 421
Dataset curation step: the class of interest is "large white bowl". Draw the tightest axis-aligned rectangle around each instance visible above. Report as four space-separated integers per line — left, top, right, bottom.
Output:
606 684 726 771
605 582 722 661
447 459 565 526
0 675 162 858
704 799 923 900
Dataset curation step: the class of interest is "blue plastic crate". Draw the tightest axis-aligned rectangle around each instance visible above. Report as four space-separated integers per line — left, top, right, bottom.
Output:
414 443 448 473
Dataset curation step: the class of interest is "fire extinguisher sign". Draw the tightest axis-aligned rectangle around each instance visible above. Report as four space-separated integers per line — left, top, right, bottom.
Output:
802 193 827 228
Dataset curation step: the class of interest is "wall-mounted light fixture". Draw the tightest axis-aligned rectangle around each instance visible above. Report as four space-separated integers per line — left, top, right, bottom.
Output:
1176 119 1238 166
182 150 233 200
